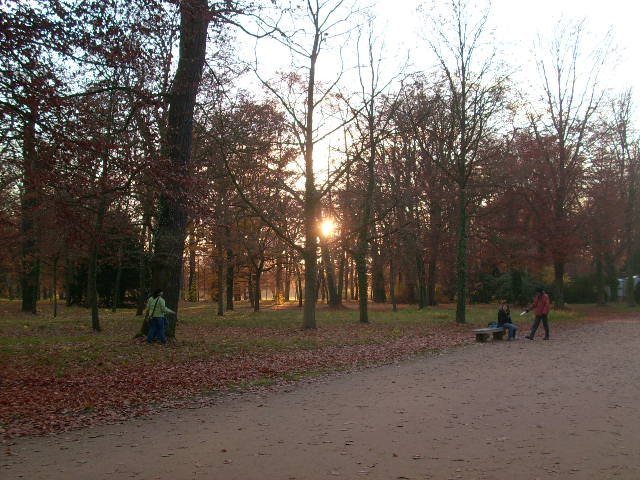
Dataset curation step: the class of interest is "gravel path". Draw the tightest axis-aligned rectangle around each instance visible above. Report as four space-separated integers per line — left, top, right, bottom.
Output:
3 319 640 479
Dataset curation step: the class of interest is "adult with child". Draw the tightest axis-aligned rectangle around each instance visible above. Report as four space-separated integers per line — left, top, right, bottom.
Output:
524 286 551 340
498 303 519 340
144 289 175 345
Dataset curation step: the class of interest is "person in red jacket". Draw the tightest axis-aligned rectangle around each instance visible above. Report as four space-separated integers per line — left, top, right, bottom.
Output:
525 286 551 340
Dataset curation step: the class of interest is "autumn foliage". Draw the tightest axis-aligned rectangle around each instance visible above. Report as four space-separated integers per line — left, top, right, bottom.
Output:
0 301 477 438
1 0 640 441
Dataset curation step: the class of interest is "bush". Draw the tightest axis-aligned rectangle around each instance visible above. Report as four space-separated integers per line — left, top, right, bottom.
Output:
471 270 537 306
564 275 598 304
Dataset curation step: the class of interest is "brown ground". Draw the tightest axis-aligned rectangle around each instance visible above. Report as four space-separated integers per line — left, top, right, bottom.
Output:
2 319 639 480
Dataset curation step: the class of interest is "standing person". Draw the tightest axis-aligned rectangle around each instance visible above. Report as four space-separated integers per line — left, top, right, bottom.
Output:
524 286 551 340
498 303 518 340
144 289 175 345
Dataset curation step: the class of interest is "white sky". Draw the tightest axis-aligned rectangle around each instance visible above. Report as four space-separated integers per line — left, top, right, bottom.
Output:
372 0 640 103
242 0 640 179
245 0 640 122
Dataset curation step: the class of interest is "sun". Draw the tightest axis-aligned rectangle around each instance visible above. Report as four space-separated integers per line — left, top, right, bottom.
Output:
320 218 336 237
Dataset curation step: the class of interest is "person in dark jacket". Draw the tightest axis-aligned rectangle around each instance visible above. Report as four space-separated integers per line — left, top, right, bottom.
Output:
498 303 518 340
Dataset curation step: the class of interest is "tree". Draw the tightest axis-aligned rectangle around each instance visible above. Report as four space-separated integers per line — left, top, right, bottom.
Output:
64 1 172 331
607 90 640 306
1 0 176 328
0 1 72 313
584 164 623 305
149 0 245 338
423 0 507 323
232 0 357 329
527 19 608 308
193 89 296 313
345 21 403 322
392 77 460 307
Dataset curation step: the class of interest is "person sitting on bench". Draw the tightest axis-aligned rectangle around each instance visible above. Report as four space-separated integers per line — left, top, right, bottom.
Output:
498 303 518 340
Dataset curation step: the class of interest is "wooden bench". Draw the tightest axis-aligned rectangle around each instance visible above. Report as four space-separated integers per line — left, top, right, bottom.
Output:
472 327 505 342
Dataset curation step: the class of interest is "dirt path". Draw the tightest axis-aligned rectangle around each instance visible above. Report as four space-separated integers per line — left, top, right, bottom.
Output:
3 320 640 480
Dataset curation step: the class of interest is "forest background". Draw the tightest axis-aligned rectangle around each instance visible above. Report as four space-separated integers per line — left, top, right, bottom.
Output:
1 0 640 328
3 0 640 439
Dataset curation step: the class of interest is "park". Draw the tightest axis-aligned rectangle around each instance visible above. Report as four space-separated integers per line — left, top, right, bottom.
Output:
1 301 639 478
2 0 640 478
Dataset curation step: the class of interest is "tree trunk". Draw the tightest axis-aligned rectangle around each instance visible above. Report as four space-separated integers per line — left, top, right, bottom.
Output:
52 256 58 318
337 249 345 306
345 257 350 301
275 254 283 304
553 260 565 309
20 107 39 314
112 240 124 312
355 248 368 323
416 252 427 309
253 265 262 312
302 124 318 323
248 272 254 308
317 266 325 303
389 254 397 312
353 260 359 301
350 258 356 300
427 259 437 306
296 264 303 308
455 187 468 324
284 254 291 302
355 151 375 320
226 248 234 311
595 256 606 305
299 22 323 329
64 251 73 307
321 242 339 306
371 246 386 303
149 0 209 340
88 202 106 332
187 225 197 302
136 223 148 316
217 243 225 316
427 206 441 307
302 249 317 328
87 243 100 330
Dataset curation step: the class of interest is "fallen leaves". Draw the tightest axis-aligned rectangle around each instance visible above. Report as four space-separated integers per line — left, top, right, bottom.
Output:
1 302 612 439
0 325 472 438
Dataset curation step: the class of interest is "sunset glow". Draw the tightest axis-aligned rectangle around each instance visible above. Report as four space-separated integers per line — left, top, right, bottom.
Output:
320 218 336 237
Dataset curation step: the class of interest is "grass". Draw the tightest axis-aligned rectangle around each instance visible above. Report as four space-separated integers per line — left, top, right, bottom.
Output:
0 298 634 377
2 298 639 438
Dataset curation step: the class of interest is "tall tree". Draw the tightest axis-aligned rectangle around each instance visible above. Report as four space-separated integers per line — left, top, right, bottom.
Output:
149 0 244 337
0 2 71 313
195 91 295 313
528 19 608 308
233 0 357 329
604 91 640 305
393 77 458 307
424 0 506 323
345 22 402 322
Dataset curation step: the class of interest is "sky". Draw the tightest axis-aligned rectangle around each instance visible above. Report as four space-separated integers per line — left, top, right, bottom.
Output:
243 0 640 178
372 0 640 105
246 0 640 123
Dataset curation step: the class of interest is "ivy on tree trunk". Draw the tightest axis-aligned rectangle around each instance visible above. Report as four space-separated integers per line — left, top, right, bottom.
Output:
455 187 468 324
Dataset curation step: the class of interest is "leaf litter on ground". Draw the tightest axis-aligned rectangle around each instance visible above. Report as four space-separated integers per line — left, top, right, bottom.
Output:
0 300 627 439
